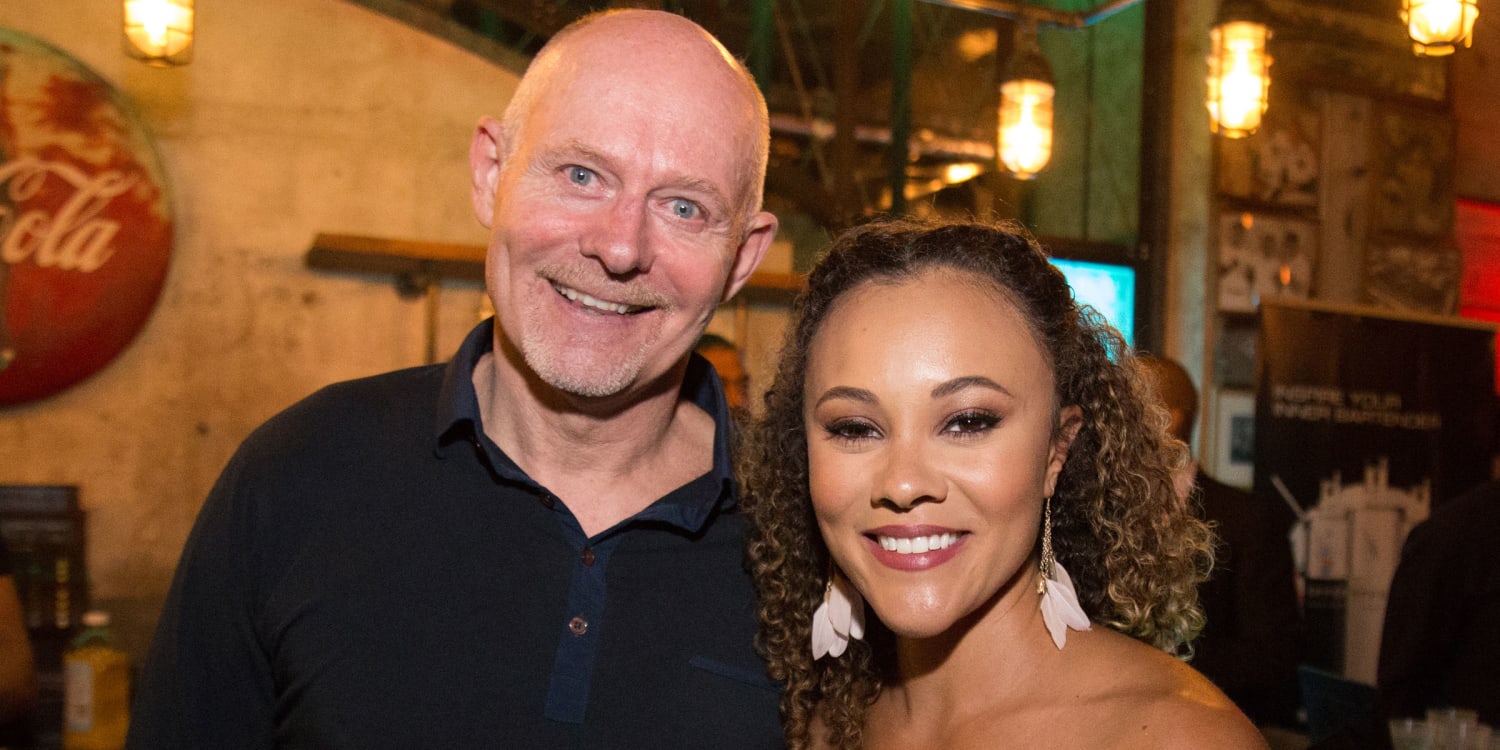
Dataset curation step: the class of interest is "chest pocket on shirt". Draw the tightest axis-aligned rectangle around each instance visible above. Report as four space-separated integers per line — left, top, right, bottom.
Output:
689 654 781 691
658 654 781 749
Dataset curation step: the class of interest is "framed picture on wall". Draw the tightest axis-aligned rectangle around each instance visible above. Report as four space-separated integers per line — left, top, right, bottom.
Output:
1364 237 1462 314
1372 106 1455 238
1214 389 1255 489
1217 84 1321 209
1215 319 1258 389
1217 210 1318 313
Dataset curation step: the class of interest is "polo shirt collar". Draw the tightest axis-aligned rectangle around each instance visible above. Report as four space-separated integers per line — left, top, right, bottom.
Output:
433 318 739 529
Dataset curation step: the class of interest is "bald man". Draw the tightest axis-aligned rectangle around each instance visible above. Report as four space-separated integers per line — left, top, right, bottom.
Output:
1138 356 1301 728
129 12 781 748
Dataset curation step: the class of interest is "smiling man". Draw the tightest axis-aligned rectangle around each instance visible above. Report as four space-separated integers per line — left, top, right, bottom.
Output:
129 11 780 749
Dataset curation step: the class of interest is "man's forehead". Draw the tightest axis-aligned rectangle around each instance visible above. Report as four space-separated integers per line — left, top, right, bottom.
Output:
543 14 752 106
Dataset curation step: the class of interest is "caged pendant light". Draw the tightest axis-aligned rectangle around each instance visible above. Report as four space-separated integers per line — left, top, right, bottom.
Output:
997 22 1055 180
1402 0 1480 56
1206 0 1272 139
123 0 194 67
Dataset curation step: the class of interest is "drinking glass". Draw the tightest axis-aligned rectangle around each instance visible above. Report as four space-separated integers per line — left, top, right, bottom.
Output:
1390 717 1433 750
1429 708 1481 750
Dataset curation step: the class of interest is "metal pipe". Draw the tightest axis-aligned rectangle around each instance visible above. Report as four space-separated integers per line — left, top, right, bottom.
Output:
914 0 1145 29
1081 0 1148 27
832 0 862 224
889 0 914 216
424 279 440 365
749 0 774 91
769 113 996 162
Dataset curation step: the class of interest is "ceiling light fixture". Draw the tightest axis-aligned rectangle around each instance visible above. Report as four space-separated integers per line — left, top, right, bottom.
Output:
1206 0 1272 139
123 0 194 67
1402 0 1480 56
998 22 1054 179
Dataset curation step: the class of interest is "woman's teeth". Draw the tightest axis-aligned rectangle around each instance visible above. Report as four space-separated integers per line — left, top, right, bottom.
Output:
877 533 959 555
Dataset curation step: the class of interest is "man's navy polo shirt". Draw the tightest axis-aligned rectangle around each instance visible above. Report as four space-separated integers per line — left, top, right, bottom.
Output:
128 319 783 749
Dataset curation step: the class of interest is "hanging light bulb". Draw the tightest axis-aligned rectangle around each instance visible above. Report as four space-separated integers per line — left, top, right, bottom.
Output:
123 0 194 67
1403 0 1479 56
1206 0 1272 139
998 23 1054 180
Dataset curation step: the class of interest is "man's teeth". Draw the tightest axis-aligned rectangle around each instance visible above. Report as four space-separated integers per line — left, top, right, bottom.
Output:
557 285 639 314
877 533 959 555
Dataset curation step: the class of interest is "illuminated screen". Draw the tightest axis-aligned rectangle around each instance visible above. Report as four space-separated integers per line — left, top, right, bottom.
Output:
1049 257 1136 347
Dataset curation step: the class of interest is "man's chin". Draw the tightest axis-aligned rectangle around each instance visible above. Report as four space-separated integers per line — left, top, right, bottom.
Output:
525 349 642 400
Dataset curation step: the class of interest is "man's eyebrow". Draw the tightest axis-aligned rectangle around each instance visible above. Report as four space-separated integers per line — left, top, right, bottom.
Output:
552 140 614 168
931 376 1010 399
813 386 877 409
664 175 730 210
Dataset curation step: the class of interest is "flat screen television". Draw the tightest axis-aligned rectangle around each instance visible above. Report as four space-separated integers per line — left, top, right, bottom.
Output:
1049 257 1137 348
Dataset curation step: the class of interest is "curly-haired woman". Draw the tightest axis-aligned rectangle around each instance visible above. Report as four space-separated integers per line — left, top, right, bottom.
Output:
740 218 1265 749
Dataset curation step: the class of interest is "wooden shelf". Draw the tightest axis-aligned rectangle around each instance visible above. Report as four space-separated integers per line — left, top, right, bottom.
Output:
306 233 485 283
304 232 805 302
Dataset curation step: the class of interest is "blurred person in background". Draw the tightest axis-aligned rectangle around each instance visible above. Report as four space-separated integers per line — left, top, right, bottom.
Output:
1139 355 1302 729
1378 473 1500 727
0 535 38 736
696 333 750 414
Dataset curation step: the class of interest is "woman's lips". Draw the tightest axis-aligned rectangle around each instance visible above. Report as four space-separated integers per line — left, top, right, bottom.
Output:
864 525 967 571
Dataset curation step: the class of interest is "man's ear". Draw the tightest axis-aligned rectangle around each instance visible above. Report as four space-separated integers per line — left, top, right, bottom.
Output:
469 116 507 228
1044 405 1084 497
720 212 779 303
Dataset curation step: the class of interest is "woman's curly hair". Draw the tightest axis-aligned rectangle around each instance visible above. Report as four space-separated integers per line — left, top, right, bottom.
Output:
738 217 1214 749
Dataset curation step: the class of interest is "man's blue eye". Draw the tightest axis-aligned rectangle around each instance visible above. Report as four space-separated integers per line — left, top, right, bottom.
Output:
669 199 700 220
567 166 594 185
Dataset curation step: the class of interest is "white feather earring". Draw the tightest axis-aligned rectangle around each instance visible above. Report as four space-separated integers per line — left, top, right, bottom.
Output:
1038 495 1091 649
811 565 865 659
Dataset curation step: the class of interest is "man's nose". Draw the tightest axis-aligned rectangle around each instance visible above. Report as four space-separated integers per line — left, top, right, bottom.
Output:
583 198 654 276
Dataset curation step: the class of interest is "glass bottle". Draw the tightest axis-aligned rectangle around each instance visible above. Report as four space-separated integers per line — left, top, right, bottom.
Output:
62 610 130 750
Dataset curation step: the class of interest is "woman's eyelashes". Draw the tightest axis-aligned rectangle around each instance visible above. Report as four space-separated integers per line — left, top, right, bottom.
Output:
943 409 1001 438
823 418 881 444
819 408 1002 445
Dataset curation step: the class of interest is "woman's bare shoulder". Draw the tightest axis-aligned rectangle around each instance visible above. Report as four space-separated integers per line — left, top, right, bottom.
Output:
1071 629 1268 749
1138 665 1268 749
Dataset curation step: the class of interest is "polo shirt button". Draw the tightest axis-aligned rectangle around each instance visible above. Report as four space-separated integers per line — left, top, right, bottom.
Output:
540 493 555 509
581 547 595 567
568 616 588 636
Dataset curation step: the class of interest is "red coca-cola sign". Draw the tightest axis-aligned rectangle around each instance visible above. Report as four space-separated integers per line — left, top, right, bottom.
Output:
0 29 173 405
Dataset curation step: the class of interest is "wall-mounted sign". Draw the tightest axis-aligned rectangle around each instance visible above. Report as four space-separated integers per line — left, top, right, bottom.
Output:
0 29 173 406
1254 300 1496 683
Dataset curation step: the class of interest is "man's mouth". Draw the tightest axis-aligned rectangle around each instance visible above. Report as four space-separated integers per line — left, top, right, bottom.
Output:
552 282 649 315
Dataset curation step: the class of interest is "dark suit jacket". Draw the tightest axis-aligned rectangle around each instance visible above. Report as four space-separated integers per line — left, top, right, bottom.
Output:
1191 470 1303 726
1378 480 1500 727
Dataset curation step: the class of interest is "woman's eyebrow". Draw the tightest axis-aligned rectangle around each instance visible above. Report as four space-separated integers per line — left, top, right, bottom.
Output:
813 385 877 408
931 375 1010 399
